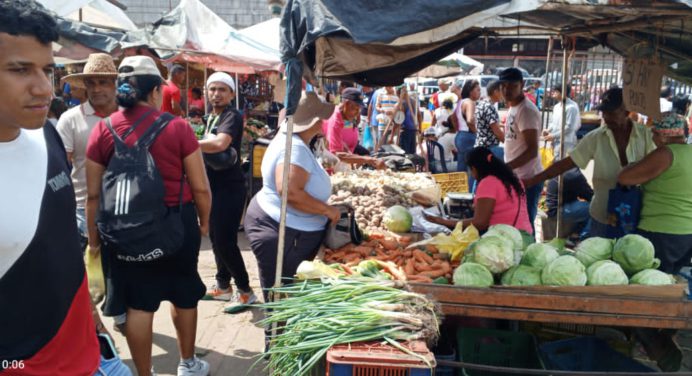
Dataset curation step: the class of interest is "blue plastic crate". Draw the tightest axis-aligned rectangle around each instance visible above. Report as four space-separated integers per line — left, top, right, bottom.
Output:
539 336 655 372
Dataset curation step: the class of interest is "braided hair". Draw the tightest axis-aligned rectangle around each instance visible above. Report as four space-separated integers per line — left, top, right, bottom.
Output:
466 146 525 198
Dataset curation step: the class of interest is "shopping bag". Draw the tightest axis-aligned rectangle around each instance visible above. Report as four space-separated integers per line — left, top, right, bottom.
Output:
606 184 642 238
84 248 106 304
539 141 554 168
362 123 374 150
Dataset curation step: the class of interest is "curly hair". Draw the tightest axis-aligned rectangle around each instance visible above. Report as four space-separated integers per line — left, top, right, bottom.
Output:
0 0 58 45
467 146 525 198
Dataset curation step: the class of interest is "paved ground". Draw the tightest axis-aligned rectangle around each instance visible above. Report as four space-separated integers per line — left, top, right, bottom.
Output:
102 234 268 376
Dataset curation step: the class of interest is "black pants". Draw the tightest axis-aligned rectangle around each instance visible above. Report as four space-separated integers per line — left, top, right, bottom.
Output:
209 180 250 291
244 197 325 303
639 229 692 274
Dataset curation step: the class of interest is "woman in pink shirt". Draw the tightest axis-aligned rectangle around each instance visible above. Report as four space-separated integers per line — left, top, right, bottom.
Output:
426 146 533 234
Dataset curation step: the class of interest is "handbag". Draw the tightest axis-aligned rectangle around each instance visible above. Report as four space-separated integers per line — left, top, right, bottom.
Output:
324 204 363 249
539 140 554 168
606 184 643 238
203 113 239 171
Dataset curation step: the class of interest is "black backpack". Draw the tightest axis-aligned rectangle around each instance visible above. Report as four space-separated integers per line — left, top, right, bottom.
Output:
97 111 185 262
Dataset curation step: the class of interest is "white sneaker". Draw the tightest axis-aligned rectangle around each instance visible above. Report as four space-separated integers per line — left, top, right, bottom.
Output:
223 291 258 314
177 357 209 376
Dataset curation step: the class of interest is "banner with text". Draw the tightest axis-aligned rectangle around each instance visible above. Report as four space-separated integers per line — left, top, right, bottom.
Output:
622 57 665 120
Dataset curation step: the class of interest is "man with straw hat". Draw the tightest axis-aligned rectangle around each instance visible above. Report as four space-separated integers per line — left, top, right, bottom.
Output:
57 53 118 253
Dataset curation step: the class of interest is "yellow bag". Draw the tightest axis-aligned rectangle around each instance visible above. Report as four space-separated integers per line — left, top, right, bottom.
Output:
431 223 480 261
84 248 105 304
539 144 554 168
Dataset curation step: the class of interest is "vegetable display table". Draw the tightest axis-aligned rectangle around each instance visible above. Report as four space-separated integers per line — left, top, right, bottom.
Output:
410 283 692 329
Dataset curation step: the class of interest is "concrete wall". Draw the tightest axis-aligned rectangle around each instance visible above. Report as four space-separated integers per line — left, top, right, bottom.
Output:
119 0 276 29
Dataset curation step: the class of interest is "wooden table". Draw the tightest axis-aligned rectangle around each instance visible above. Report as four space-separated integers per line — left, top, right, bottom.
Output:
410 283 692 329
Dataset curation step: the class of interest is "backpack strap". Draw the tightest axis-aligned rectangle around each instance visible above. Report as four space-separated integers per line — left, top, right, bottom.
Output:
136 113 176 149
103 110 156 152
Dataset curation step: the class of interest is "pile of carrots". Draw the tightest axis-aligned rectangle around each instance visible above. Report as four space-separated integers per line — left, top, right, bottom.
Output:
322 234 458 284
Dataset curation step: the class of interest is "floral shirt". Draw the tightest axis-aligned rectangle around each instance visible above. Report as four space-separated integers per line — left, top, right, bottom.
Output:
475 100 501 147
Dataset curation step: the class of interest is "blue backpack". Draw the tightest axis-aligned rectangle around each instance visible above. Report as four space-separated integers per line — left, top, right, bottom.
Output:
97 112 185 262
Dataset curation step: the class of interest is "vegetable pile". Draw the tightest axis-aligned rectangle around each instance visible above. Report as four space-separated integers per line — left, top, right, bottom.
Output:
329 170 436 233
323 235 456 284
257 278 440 376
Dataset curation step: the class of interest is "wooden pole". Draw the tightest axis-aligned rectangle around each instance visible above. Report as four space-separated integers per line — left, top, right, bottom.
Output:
556 40 569 238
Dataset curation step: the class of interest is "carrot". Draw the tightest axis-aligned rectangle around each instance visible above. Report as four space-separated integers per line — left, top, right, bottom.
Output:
420 269 447 279
407 275 433 283
398 236 412 246
354 246 374 257
343 253 362 263
403 250 413 258
368 233 385 240
380 239 399 251
415 262 433 272
329 250 347 259
441 261 452 274
413 249 434 265
404 258 416 276
426 245 439 253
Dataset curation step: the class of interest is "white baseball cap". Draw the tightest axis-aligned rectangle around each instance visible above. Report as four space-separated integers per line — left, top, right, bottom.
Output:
118 56 163 78
206 72 236 92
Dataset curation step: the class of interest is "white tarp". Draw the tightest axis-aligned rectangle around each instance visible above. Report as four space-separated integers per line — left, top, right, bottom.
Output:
38 0 136 31
239 18 281 55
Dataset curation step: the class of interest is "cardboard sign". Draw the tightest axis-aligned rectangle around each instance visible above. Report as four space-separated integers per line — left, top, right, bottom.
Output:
622 58 665 120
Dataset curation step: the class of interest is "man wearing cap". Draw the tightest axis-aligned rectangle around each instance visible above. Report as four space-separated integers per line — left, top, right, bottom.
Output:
431 78 458 110
161 64 186 116
618 113 692 273
198 72 258 313
544 84 581 158
499 67 543 228
526 87 656 238
57 53 118 251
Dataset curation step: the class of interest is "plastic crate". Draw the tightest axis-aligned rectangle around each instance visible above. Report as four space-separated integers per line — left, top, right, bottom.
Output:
433 172 469 196
539 336 655 372
456 328 544 376
520 322 634 356
326 340 435 376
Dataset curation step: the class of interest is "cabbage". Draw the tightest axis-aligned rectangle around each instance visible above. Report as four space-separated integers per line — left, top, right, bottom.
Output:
484 224 524 250
501 265 542 286
574 237 614 267
541 255 587 286
612 234 659 275
630 269 676 286
453 262 494 287
520 243 560 269
469 236 515 274
382 205 413 233
586 260 629 286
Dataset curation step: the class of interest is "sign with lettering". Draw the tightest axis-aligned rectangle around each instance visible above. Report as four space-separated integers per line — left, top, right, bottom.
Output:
622 58 665 120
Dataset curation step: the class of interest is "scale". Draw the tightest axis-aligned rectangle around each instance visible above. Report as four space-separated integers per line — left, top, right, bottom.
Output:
445 192 474 219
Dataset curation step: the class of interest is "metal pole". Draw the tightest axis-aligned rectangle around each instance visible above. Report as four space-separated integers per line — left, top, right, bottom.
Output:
203 66 208 115
235 73 240 110
556 41 569 238
185 62 190 117
541 37 554 130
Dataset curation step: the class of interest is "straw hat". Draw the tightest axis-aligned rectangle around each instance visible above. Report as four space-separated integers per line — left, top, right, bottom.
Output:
280 91 335 134
61 53 117 88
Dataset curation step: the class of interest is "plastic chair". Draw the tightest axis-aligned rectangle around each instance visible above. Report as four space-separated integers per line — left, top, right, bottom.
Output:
426 140 447 173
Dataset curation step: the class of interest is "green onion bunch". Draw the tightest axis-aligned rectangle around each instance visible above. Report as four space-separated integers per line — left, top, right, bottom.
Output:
253 278 440 376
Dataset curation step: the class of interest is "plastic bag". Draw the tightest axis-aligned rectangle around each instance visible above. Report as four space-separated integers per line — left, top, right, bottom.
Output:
84 248 105 304
539 144 554 168
406 223 479 262
409 206 451 235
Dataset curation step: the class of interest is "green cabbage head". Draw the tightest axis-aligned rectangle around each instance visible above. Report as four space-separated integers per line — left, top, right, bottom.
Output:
586 260 629 286
574 237 614 267
630 269 676 286
521 243 560 269
612 234 659 275
501 265 542 286
453 262 494 287
470 236 515 274
382 205 413 233
541 255 587 286
484 224 524 251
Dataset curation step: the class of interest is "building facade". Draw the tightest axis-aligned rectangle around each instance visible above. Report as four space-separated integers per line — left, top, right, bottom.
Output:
119 0 277 29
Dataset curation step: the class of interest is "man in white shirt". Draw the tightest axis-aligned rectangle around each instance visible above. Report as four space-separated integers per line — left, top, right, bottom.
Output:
545 84 581 158
660 85 673 113
499 67 543 230
57 53 118 250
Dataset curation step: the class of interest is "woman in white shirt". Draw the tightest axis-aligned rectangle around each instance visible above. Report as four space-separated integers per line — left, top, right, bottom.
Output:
431 99 454 136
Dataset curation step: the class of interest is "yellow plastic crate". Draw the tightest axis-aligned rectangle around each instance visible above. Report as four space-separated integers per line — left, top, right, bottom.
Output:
252 143 267 178
432 172 469 196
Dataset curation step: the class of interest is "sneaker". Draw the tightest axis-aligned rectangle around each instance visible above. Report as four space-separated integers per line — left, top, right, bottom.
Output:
177 356 209 376
223 291 258 314
202 285 233 301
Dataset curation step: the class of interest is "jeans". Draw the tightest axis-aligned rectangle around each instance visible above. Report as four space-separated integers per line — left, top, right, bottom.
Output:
582 217 617 239
489 145 504 161
638 229 692 274
209 180 251 292
399 129 417 154
455 131 476 187
76 207 87 252
525 182 543 233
